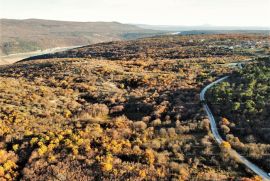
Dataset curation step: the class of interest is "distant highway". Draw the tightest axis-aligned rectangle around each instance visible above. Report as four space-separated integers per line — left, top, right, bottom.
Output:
200 74 270 180
0 45 83 65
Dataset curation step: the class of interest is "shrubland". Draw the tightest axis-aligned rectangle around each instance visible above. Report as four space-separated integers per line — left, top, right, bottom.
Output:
0 34 269 180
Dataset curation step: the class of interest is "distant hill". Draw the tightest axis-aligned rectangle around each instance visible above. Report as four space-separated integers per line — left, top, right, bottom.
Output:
0 19 163 55
136 24 270 31
20 33 269 63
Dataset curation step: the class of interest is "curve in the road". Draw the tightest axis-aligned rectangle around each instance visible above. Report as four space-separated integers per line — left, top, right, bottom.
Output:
200 76 270 181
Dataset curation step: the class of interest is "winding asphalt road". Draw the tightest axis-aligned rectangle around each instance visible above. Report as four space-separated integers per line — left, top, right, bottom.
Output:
200 76 270 181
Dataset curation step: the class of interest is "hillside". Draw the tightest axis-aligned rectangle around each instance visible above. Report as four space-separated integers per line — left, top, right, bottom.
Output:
0 19 162 56
0 34 269 180
22 33 270 61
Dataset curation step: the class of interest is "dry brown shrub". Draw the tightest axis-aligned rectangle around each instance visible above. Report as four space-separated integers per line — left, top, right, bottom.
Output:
110 105 124 114
78 103 109 119
133 121 147 131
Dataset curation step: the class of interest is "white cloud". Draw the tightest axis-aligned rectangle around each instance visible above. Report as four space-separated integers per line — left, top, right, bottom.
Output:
0 0 269 26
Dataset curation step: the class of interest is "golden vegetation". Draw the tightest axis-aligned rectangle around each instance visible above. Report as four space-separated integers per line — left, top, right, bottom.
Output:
0 34 268 180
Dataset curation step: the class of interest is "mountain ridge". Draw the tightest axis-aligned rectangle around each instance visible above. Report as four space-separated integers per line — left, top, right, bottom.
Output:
0 19 163 56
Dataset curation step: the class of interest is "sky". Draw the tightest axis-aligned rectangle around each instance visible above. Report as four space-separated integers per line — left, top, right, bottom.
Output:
0 0 270 27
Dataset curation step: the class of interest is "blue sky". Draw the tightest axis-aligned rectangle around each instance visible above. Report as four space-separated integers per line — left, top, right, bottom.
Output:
0 0 269 26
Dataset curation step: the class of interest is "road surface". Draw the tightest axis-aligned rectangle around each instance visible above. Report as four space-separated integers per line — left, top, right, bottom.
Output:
200 76 270 181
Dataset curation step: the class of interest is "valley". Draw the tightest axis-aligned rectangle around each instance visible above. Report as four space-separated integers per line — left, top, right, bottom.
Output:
0 19 163 56
0 46 82 65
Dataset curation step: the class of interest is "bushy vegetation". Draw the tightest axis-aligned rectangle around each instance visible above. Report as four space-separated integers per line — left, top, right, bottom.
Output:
0 34 268 180
208 57 270 172
23 33 269 61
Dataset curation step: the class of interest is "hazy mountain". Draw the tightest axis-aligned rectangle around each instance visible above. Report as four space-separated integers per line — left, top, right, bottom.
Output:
0 19 163 55
136 24 270 31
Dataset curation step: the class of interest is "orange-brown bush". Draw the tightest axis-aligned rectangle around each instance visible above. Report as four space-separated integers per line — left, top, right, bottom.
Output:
1 33 267 180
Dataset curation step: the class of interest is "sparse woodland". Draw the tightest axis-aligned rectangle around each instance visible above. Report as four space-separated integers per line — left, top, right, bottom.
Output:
0 34 269 180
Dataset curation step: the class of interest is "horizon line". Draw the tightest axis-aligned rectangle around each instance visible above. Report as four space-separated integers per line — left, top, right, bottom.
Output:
1 18 270 29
